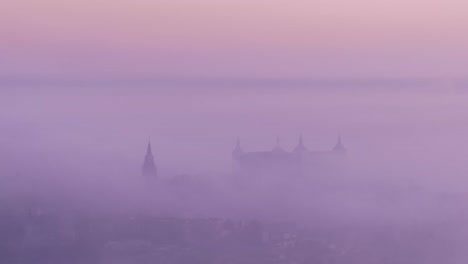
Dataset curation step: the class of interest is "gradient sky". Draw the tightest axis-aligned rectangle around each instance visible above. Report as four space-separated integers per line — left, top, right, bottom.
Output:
2 0 468 79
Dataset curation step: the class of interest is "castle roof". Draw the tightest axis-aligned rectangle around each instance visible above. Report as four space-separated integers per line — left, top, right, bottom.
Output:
233 135 346 162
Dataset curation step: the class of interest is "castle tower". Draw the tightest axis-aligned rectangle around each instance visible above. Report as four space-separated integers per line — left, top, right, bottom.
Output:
292 134 308 175
232 137 243 159
293 134 307 154
272 136 285 153
142 140 157 178
333 135 346 154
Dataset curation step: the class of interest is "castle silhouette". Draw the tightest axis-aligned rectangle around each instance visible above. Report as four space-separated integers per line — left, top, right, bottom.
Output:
142 136 346 178
232 136 346 176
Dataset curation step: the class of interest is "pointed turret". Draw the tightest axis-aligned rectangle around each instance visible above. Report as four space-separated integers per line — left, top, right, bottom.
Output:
333 135 346 153
293 134 307 153
232 137 244 159
142 140 157 178
272 136 285 153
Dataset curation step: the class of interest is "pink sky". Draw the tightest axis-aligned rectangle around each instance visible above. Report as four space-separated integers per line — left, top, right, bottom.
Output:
2 0 468 79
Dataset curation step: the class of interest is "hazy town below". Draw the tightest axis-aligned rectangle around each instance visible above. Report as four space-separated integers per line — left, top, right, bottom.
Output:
2 81 468 263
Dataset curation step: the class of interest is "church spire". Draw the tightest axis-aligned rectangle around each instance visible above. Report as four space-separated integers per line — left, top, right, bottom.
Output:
146 140 152 155
142 139 157 178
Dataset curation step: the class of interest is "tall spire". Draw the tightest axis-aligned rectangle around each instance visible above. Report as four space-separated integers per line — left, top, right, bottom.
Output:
142 139 157 178
146 139 152 155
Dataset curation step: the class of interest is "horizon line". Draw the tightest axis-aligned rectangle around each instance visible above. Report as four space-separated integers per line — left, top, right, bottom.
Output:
0 75 462 88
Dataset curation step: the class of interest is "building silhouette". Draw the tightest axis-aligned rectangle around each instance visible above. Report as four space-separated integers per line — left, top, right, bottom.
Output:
142 140 157 178
232 136 346 176
140 135 346 179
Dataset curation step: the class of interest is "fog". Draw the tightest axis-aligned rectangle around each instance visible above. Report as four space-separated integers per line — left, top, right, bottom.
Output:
2 82 468 263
